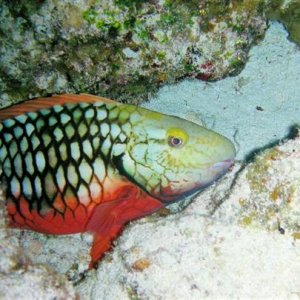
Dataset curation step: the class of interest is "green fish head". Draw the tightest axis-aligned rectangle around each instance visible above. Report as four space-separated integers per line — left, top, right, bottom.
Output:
117 107 236 202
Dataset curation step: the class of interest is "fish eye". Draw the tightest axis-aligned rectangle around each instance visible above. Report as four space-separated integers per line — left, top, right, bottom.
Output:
168 136 184 148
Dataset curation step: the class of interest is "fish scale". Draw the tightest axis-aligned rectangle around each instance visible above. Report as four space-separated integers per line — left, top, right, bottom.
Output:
0 94 236 268
0 102 127 218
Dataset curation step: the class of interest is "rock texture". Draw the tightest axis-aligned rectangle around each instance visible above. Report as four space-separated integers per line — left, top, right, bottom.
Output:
0 0 268 104
267 0 300 44
141 21 300 161
217 134 300 234
0 190 76 300
75 134 300 299
6 133 300 299
1 4 300 298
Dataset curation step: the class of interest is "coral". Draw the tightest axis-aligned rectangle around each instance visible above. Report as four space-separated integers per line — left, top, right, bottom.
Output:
0 0 267 104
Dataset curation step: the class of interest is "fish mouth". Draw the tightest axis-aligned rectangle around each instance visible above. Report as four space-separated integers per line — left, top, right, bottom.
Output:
210 159 234 179
157 159 235 203
211 159 234 171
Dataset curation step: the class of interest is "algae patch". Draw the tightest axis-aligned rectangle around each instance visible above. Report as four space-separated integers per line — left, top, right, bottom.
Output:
0 0 267 104
227 135 300 234
267 0 300 45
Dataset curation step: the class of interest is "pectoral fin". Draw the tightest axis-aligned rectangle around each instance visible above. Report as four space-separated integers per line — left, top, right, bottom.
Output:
86 186 163 268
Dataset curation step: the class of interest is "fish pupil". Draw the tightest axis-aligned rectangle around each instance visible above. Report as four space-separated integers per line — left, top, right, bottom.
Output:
168 136 183 148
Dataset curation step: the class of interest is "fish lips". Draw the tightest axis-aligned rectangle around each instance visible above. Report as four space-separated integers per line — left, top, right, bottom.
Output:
157 159 235 203
210 159 234 175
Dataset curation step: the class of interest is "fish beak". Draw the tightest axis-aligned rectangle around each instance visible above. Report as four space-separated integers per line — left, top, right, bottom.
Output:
210 159 235 179
211 159 234 170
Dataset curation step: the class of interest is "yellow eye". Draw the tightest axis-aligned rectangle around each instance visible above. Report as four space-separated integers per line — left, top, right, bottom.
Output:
168 136 183 148
167 128 188 148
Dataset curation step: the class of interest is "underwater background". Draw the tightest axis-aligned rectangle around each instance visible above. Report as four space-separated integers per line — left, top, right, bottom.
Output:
0 1 300 299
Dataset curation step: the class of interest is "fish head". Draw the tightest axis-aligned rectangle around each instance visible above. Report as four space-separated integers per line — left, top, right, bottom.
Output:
116 106 236 203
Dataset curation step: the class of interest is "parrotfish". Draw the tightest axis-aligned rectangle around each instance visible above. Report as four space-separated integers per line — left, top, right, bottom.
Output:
0 94 235 267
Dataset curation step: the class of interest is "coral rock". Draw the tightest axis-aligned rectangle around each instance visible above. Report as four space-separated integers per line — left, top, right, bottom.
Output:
0 0 267 104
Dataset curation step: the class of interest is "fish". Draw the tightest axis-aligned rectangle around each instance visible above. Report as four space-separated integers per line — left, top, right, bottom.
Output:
0 94 235 268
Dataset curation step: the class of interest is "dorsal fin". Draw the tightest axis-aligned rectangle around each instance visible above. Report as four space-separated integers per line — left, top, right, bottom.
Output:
0 93 120 121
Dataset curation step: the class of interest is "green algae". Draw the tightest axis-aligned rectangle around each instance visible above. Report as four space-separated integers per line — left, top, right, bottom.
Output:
267 0 300 45
241 212 256 226
5 0 300 104
292 232 300 239
239 143 300 233
0 0 269 104
246 148 282 193
127 287 140 300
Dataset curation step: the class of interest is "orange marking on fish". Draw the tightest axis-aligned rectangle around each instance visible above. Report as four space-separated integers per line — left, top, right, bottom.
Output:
65 196 79 211
52 193 66 213
24 218 35 227
78 194 92 208
29 208 85 235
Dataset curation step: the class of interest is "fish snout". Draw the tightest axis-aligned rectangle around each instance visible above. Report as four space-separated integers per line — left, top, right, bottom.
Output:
157 159 235 202
211 159 234 171
209 159 235 180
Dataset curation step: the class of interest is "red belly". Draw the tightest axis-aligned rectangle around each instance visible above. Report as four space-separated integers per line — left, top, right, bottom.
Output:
6 181 164 268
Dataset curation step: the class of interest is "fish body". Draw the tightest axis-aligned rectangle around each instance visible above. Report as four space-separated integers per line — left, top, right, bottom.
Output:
0 94 235 267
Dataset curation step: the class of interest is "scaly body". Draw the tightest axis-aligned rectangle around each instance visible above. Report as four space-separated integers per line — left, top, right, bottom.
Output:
0 94 235 267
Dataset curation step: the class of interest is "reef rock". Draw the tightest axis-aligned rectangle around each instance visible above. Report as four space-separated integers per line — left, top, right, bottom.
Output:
0 0 268 104
216 131 300 234
76 133 300 299
267 0 300 45
0 189 76 300
1 117 300 300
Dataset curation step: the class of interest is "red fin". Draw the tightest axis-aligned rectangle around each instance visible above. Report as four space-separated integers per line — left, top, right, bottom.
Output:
87 199 123 268
86 185 164 268
0 93 120 121
89 217 123 268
